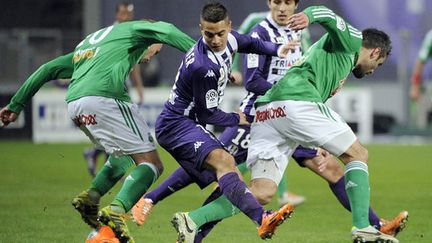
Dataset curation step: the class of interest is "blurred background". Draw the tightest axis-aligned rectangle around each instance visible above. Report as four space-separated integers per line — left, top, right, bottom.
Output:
1 0 432 143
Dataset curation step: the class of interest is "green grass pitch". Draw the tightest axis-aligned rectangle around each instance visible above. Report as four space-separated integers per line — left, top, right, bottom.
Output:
0 141 431 242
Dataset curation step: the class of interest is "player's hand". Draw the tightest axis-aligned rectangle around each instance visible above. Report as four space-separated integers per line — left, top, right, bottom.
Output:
141 43 163 63
287 12 310 30
313 148 330 172
410 84 421 102
0 107 18 127
277 40 300 58
237 111 250 126
229 71 243 85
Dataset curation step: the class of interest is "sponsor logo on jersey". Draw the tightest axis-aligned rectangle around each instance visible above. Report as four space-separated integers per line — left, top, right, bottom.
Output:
204 70 216 78
73 47 100 63
330 78 347 97
205 89 219 108
255 107 286 122
72 114 98 126
194 141 204 152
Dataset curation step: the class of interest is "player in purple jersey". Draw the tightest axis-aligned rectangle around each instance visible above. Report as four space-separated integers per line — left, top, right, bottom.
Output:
132 1 408 242
151 3 296 242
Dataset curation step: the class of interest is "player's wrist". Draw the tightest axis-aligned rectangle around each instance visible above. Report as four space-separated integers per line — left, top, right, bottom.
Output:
411 73 422 85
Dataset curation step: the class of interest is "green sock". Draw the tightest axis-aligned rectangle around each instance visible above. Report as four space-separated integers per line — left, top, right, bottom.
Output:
91 155 134 196
237 163 248 174
277 175 288 198
345 161 370 229
111 162 157 212
188 195 240 228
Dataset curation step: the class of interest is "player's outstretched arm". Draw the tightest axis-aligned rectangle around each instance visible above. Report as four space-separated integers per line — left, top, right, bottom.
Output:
134 21 196 53
7 53 74 115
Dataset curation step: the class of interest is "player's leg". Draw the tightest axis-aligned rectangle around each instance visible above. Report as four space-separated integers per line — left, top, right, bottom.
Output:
299 151 381 228
132 167 194 225
295 101 398 242
73 155 133 228
69 97 162 242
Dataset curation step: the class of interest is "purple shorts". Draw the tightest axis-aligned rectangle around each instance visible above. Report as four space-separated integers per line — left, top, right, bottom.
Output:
155 111 221 188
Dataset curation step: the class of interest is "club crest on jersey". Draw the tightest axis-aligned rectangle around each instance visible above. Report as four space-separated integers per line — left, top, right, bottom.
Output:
205 89 219 108
255 107 286 122
336 16 346 31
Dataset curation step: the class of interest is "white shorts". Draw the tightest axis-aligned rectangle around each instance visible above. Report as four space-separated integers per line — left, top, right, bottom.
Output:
247 100 356 184
67 96 156 157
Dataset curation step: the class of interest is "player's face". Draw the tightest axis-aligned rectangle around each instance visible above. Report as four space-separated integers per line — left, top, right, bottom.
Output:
116 5 134 23
268 0 298 26
200 18 232 52
352 48 387 79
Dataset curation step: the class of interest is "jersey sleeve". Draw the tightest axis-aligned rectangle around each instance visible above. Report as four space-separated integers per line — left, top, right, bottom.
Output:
8 53 74 114
232 12 267 72
300 28 313 51
243 30 272 95
192 67 240 126
303 6 362 53
418 29 432 63
133 21 196 53
231 30 280 56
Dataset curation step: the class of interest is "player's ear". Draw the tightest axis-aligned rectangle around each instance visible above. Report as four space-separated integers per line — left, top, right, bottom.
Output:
370 48 381 59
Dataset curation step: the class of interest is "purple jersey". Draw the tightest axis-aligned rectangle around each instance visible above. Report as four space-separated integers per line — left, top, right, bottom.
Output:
161 30 281 127
239 15 304 119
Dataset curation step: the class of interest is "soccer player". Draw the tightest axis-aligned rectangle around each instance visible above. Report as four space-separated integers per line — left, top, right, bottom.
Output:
150 2 296 242
245 6 397 242
132 1 407 242
410 28 432 127
82 1 150 178
230 2 310 207
0 20 195 243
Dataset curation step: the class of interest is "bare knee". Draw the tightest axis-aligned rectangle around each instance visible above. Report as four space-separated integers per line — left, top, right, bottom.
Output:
131 150 164 176
338 141 368 165
250 179 277 205
205 149 237 176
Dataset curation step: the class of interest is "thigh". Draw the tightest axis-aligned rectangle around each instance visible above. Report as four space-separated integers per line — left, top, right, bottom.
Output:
68 96 156 156
270 100 357 157
156 116 224 169
246 116 296 185
218 125 250 165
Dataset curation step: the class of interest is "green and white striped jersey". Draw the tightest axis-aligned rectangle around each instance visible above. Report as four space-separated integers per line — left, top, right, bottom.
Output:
418 29 432 63
66 20 195 103
7 21 195 114
257 6 363 104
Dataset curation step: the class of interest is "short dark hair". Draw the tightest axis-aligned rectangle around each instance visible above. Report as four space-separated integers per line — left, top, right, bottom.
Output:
362 28 392 58
201 2 229 23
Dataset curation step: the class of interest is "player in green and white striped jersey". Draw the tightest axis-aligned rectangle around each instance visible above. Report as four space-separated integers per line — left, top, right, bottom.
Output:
0 20 195 243
410 28 432 128
229 2 312 208
410 28 432 102
247 6 399 242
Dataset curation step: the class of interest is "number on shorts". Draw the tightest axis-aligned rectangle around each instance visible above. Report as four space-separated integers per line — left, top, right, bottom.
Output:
231 128 250 149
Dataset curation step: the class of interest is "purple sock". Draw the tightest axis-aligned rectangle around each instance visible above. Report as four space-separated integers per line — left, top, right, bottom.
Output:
145 167 193 204
330 176 381 228
218 172 263 225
